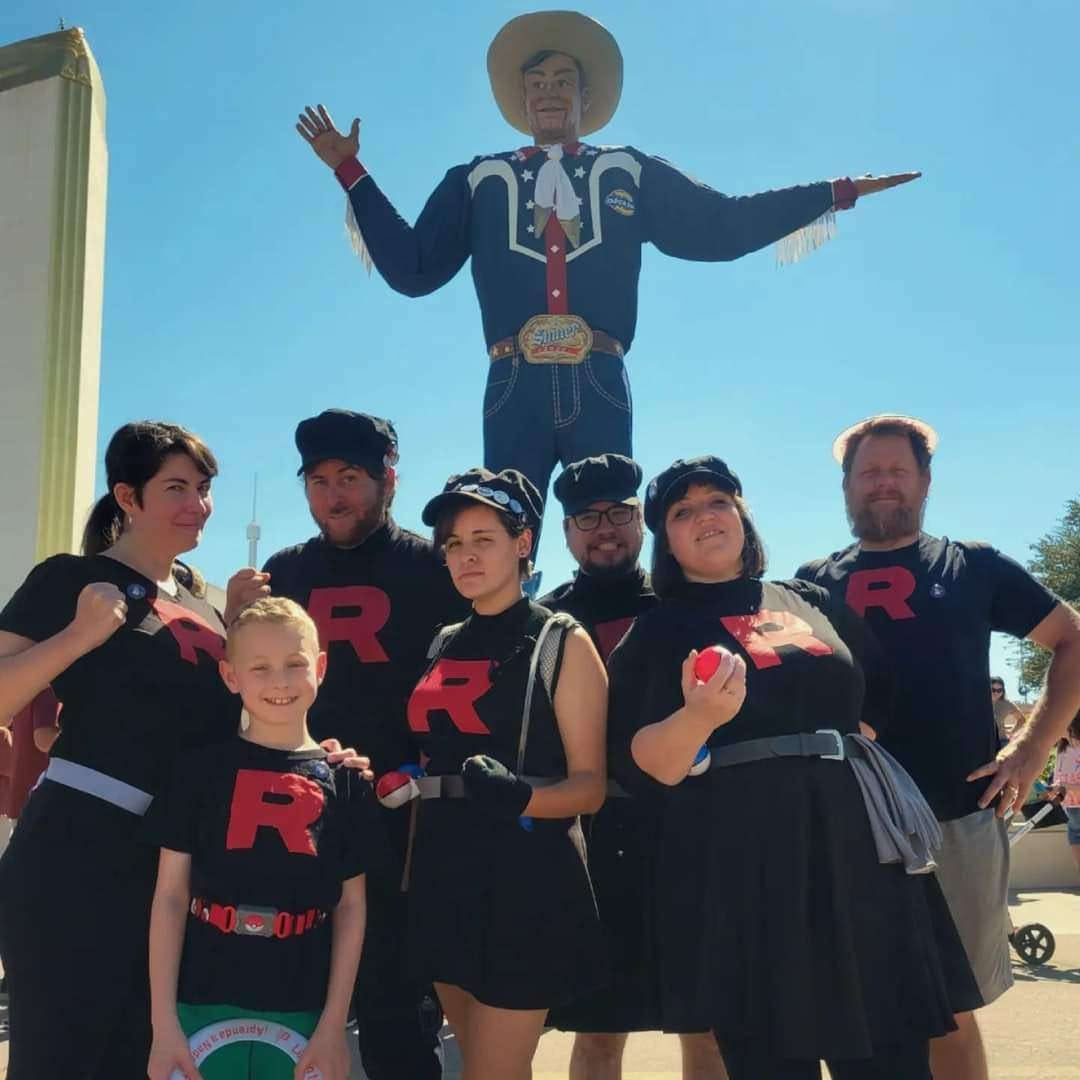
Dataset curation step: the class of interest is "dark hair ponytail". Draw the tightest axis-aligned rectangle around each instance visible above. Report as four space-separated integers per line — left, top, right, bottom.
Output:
82 492 125 556
80 420 219 558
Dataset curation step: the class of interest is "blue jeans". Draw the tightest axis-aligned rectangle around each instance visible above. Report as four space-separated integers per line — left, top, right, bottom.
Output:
482 353 633 509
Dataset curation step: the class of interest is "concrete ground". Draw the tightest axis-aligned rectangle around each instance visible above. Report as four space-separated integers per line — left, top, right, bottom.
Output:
2 890 1077 1078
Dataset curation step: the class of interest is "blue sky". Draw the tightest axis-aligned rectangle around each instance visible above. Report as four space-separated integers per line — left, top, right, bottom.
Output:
4 0 1076 692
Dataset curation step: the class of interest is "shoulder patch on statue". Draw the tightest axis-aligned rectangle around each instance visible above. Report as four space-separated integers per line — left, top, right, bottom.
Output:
604 188 636 216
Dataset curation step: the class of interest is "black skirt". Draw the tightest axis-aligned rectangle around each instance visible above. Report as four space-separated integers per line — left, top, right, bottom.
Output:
407 798 608 1010
656 756 978 1058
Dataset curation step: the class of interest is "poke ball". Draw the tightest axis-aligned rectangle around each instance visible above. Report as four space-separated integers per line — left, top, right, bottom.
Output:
375 770 420 809
687 745 712 777
693 645 730 683
243 914 265 933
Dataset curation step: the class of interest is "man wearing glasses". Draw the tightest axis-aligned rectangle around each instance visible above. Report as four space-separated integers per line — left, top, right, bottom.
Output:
541 454 727 1079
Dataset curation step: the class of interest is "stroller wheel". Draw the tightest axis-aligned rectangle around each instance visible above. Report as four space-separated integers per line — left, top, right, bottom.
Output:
1011 922 1055 966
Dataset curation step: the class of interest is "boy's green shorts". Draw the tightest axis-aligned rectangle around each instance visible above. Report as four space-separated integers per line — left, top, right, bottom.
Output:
177 1002 321 1079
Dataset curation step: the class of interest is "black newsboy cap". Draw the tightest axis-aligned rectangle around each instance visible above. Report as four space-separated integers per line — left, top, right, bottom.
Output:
422 467 543 540
643 456 742 531
553 453 643 516
295 410 399 475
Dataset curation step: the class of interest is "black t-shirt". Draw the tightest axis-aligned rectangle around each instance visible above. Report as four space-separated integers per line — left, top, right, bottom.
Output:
797 534 1059 820
150 738 375 1012
0 554 238 798
406 598 572 781
540 567 657 664
263 522 468 775
609 578 881 797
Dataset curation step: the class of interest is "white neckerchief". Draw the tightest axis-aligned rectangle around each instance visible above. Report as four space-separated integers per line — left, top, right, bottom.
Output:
533 144 581 221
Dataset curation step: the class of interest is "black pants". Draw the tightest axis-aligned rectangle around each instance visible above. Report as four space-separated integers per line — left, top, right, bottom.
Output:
352 871 443 1079
0 785 157 1079
717 1036 932 1080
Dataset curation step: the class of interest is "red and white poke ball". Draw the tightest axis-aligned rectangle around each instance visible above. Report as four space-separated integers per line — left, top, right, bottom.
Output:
693 645 731 683
376 771 420 809
687 744 712 777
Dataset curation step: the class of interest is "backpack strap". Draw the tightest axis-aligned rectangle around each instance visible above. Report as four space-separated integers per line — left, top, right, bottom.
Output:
516 613 577 775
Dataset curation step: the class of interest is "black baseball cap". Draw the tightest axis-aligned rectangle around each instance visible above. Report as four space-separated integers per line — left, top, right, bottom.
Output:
422 467 543 540
294 410 399 476
643 456 742 531
553 454 643 516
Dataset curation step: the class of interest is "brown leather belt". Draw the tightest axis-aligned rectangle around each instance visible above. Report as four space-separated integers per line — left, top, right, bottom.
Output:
489 328 624 362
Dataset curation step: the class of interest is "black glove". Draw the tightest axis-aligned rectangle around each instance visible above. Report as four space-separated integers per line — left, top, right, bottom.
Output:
461 755 532 821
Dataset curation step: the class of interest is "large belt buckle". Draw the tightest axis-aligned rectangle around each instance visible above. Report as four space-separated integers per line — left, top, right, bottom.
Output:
519 314 593 365
234 904 278 937
815 729 846 761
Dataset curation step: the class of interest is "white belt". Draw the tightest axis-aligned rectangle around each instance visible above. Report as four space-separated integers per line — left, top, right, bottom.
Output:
45 758 154 816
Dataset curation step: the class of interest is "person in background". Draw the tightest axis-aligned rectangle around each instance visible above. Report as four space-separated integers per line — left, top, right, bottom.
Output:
1052 712 1080 879
0 688 61 854
991 676 1025 743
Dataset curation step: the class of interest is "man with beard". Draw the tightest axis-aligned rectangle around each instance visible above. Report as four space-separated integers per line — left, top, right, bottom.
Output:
296 10 919 511
540 455 727 1080
259 409 467 1080
797 414 1080 1080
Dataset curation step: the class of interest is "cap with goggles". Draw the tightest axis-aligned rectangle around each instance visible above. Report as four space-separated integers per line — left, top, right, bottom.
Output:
643 456 742 532
422 467 543 543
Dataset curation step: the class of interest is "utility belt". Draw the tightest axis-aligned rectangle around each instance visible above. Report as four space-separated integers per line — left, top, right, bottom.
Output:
488 315 624 365
44 758 154 816
190 896 328 940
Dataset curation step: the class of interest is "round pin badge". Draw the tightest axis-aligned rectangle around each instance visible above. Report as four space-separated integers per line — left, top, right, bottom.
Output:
929 584 946 599
492 491 510 505
126 583 147 600
311 761 330 780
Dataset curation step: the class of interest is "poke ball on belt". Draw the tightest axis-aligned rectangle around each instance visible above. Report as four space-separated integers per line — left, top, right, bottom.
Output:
376 770 421 809
693 645 733 683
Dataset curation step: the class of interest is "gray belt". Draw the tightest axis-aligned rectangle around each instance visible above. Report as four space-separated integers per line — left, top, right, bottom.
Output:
417 774 559 800
706 728 941 875
708 729 847 769
45 758 154 816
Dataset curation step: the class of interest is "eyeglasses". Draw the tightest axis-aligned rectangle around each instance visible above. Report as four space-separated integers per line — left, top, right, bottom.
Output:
569 505 636 531
457 483 524 516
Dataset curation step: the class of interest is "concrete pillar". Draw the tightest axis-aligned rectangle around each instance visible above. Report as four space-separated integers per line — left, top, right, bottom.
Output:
0 28 107 605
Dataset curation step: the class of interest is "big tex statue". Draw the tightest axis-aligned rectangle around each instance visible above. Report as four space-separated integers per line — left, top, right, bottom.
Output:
297 11 918 504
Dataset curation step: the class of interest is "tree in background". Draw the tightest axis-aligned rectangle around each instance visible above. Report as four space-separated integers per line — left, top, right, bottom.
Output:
1014 497 1080 695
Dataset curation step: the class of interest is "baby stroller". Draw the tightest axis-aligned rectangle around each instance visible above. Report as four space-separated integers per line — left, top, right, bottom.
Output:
1005 785 1066 966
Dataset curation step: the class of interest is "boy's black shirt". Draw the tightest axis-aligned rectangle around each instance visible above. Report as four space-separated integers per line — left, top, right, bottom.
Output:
797 534 1059 820
149 737 376 1012
263 522 468 776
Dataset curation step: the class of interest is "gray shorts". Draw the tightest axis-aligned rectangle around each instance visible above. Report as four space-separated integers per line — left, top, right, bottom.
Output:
933 808 1013 1006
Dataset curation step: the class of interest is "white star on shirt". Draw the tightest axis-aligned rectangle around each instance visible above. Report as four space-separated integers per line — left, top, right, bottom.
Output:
573 166 586 178
526 225 535 234
584 148 598 156
522 169 534 181
526 200 535 210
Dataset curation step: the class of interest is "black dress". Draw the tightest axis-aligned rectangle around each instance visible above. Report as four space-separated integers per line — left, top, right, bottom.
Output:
609 577 977 1060
540 569 673 1033
404 597 606 1010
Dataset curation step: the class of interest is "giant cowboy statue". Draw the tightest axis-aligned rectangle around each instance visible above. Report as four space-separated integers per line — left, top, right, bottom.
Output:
297 10 918 509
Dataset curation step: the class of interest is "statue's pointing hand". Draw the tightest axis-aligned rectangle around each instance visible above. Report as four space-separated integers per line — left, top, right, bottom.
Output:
853 171 922 198
296 104 359 172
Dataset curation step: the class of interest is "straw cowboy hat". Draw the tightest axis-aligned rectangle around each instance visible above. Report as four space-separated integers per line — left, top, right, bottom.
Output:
487 10 623 137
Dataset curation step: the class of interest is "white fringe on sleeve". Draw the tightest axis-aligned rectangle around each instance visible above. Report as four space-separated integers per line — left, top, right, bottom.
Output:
345 197 373 275
775 209 838 267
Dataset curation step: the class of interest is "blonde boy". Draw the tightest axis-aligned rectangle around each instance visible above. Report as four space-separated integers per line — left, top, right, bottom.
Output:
147 597 372 1080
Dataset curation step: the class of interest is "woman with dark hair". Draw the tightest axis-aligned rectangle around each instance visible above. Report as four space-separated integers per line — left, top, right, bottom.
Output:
609 456 979 1080
398 467 608 1079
